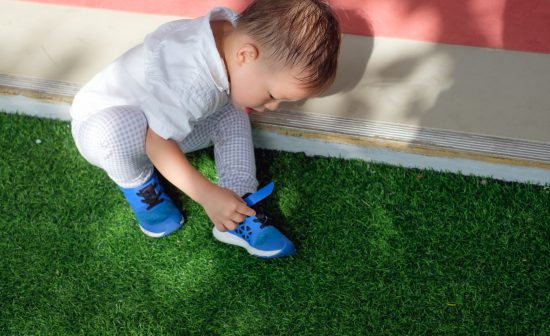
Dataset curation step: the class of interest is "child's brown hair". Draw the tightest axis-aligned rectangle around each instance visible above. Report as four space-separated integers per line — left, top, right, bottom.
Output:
237 0 341 93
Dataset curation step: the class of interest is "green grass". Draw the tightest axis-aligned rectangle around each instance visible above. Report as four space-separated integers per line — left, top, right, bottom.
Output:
1 112 549 335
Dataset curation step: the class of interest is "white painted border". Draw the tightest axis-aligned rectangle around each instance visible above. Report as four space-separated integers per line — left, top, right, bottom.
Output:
0 94 71 121
253 129 550 186
252 111 550 164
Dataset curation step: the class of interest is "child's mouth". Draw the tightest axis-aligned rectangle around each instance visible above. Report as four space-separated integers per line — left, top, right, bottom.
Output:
244 107 254 115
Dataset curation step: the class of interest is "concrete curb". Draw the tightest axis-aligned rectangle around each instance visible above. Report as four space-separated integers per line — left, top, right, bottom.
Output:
1 92 548 186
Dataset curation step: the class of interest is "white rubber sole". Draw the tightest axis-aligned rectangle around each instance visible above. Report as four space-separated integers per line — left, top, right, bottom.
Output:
139 216 185 238
212 227 284 258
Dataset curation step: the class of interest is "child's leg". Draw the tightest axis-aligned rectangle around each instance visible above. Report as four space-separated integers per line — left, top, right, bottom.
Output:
179 104 259 197
72 105 153 188
180 104 295 258
71 105 183 237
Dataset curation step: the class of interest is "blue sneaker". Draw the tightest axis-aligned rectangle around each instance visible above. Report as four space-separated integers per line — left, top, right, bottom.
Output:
212 183 296 258
119 172 184 237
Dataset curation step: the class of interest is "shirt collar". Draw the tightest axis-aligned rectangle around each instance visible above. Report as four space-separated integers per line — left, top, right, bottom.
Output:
203 7 238 94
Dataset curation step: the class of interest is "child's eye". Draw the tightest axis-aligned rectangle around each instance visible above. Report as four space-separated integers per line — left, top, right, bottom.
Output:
269 93 274 99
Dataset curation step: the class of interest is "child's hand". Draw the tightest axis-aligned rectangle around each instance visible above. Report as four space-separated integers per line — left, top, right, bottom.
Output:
201 185 256 232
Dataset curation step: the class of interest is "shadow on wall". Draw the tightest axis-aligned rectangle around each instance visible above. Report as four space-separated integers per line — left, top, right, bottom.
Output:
336 0 502 135
324 6 375 96
369 0 550 143
361 0 492 127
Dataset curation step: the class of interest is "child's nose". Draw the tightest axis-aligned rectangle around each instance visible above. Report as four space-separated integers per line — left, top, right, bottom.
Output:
264 101 280 111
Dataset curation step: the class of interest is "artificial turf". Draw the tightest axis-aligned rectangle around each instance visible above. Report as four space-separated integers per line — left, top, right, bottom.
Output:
1 112 549 335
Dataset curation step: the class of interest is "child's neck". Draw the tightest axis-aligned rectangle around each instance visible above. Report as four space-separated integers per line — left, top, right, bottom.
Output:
210 20 234 70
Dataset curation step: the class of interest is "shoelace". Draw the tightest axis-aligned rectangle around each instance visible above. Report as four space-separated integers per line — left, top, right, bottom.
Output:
235 213 272 242
137 183 164 210
253 213 271 229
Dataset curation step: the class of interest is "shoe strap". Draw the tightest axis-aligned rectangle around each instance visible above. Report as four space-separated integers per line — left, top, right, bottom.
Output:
243 182 274 206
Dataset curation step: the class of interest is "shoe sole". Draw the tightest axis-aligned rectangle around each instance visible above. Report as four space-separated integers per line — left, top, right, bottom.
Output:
212 227 292 258
140 216 185 238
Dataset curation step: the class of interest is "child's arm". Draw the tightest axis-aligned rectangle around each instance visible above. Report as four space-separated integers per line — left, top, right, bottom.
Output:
145 127 255 232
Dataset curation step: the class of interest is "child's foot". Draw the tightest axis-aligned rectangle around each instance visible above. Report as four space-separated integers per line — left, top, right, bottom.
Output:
119 172 184 237
212 183 295 258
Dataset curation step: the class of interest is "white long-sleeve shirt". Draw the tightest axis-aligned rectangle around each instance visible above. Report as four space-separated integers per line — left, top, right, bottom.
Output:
71 7 236 142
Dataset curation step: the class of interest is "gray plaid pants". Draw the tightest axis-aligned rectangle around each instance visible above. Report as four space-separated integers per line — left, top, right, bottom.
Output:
71 104 258 196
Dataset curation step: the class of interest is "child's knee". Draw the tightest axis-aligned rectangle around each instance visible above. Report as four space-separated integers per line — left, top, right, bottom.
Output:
103 107 148 153
218 105 252 135
73 106 148 163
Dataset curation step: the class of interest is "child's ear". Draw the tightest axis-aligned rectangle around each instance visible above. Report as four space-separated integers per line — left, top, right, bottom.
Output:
236 43 259 65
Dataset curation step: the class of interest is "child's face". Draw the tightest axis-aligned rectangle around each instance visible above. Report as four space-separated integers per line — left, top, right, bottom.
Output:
227 51 313 115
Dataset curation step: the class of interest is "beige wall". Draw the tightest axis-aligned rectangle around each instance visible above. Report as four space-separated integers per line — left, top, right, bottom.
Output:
1 1 549 145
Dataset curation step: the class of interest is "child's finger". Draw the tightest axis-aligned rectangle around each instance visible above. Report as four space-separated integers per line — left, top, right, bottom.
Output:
237 203 256 217
230 212 246 224
224 220 238 231
215 222 227 232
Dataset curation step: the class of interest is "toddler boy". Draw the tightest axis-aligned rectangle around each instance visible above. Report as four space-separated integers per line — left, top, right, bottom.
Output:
70 0 341 258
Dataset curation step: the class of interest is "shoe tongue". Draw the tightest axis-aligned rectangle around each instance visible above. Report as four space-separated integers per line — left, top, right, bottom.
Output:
243 182 274 206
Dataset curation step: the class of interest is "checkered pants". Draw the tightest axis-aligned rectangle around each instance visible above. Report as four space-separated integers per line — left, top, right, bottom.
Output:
71 104 258 196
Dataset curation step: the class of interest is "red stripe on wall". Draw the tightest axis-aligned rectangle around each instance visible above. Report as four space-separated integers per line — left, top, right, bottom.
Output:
22 0 550 54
